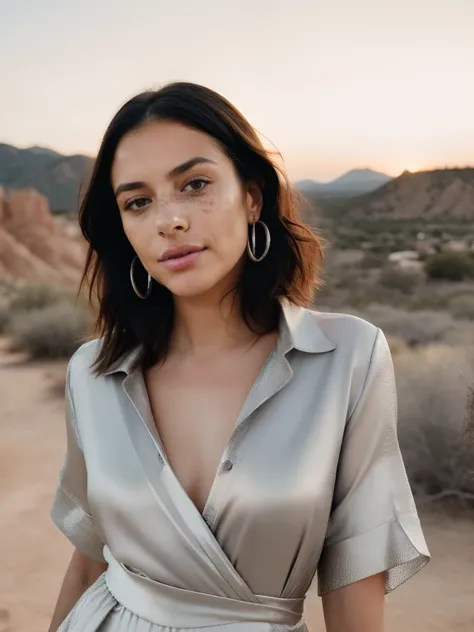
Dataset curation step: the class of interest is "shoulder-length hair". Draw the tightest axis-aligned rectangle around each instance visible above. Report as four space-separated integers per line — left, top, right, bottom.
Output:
78 82 326 375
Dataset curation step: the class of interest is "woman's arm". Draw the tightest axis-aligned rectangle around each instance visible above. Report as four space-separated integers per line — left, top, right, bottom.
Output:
322 572 386 632
48 548 107 632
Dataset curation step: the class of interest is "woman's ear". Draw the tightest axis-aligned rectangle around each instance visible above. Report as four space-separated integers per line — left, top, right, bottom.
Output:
245 181 263 223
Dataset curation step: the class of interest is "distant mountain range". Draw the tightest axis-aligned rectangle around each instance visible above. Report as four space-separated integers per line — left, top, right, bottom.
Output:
297 168 393 198
0 143 93 212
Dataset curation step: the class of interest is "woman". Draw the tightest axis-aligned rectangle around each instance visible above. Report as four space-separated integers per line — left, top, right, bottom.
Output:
49 82 430 632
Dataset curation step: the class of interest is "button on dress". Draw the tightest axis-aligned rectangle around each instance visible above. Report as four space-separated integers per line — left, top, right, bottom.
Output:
51 302 430 631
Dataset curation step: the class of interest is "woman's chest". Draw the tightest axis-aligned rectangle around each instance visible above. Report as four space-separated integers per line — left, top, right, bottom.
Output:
81 352 351 525
143 341 277 516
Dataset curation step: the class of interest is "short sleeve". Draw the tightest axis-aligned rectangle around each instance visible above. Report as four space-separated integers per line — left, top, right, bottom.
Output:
50 361 105 562
317 328 430 595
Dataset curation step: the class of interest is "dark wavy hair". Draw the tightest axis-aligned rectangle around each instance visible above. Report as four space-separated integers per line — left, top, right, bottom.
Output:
78 82 326 375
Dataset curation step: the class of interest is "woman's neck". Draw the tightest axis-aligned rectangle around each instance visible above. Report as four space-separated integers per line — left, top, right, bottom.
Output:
170 291 258 358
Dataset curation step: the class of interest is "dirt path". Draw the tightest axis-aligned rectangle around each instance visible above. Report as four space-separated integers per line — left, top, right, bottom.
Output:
0 338 473 631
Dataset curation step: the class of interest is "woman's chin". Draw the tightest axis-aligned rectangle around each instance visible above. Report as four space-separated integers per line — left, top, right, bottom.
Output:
164 277 219 300
159 265 239 301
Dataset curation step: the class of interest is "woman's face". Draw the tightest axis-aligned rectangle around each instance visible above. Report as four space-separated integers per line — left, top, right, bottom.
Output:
111 120 262 299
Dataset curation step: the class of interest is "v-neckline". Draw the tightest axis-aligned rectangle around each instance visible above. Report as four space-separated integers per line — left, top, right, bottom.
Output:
139 348 277 521
125 342 292 526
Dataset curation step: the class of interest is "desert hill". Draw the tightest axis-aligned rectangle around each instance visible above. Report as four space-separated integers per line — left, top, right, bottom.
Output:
321 168 474 221
0 186 84 285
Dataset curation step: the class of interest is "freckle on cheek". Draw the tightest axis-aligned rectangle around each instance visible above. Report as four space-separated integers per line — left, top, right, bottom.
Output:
199 199 216 214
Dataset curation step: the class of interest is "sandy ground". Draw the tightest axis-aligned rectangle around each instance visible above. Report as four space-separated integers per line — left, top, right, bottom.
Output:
0 337 473 632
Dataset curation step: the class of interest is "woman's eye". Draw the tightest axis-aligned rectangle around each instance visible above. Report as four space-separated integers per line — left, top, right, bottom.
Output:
124 197 150 211
183 178 209 193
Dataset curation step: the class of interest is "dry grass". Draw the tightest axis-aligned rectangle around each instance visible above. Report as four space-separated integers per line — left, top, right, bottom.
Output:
8 283 75 313
395 344 474 504
450 294 474 320
8 302 91 359
1 283 92 360
361 304 464 346
379 265 421 294
0 301 9 335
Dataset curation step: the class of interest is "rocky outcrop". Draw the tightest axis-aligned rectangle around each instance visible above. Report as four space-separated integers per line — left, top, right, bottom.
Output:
0 186 84 285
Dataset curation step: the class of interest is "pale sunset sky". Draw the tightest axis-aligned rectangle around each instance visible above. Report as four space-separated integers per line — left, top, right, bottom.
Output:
1 0 473 181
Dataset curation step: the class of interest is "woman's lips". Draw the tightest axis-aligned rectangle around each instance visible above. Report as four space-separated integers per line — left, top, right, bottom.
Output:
160 248 206 271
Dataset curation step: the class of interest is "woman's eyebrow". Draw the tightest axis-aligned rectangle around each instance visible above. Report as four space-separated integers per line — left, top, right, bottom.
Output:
167 157 217 178
114 181 146 197
114 157 217 197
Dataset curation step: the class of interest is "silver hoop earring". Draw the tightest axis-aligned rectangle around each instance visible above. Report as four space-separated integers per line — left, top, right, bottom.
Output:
130 256 152 299
247 220 271 262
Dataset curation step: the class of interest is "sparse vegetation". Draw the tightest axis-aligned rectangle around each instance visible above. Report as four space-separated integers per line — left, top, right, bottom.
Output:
379 264 420 294
0 301 10 334
450 294 474 320
395 345 474 504
385 335 409 356
9 283 75 313
360 251 387 269
1 282 92 359
362 304 458 347
9 301 91 359
425 252 474 281
408 293 450 311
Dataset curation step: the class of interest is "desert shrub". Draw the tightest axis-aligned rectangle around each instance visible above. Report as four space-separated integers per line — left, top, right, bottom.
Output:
425 252 474 281
9 301 91 359
408 292 450 311
0 301 10 334
360 252 387 269
379 265 420 294
361 304 457 346
385 335 409 356
450 294 474 320
343 286 401 309
9 283 75 313
442 320 474 347
343 290 373 310
0 280 17 301
464 384 474 446
395 345 474 504
334 269 363 291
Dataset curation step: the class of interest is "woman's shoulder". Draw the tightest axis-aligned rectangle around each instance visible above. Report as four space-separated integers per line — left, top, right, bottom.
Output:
305 309 391 414
306 307 381 357
67 337 104 383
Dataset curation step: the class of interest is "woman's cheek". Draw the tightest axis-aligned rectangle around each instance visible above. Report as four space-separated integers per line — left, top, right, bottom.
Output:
193 193 217 216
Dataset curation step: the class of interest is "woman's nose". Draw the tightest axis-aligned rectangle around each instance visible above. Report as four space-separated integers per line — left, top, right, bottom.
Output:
155 208 189 237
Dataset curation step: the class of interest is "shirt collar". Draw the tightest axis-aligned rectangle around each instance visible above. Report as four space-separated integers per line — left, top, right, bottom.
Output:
278 300 336 355
102 343 141 376
102 301 336 377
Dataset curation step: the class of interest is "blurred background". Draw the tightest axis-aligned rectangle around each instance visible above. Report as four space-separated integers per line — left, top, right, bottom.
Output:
0 1 473 630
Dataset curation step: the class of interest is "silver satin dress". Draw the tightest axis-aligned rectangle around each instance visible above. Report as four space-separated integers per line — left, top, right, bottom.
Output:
51 303 430 632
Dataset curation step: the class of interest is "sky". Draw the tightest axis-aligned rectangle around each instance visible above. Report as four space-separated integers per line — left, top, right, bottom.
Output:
1 0 473 181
